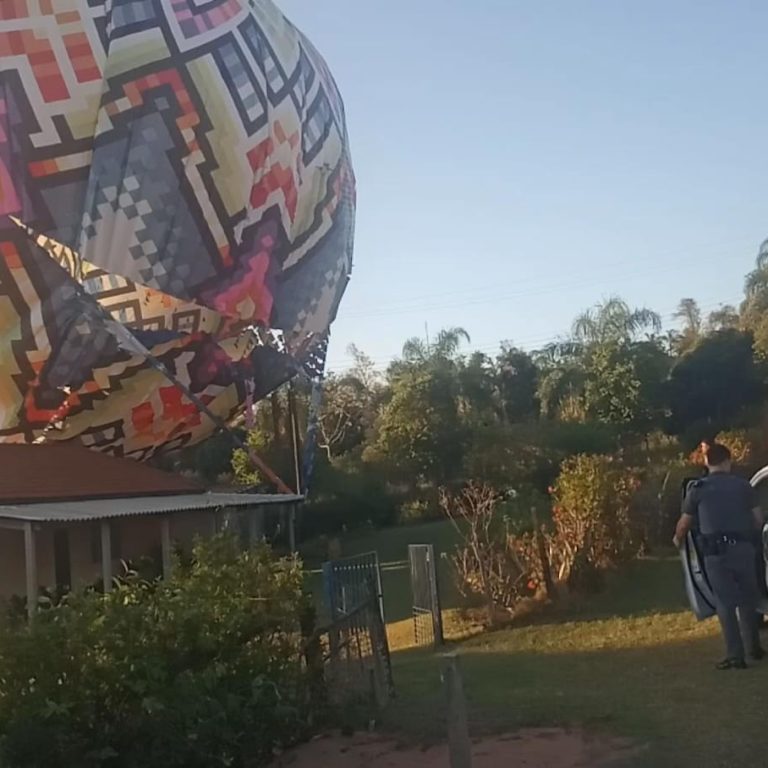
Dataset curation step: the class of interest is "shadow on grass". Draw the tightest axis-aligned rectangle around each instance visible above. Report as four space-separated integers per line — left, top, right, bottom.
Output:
379 555 764 768
385 630 768 768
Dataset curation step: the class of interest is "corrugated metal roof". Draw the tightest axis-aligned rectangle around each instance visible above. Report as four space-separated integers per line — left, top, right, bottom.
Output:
0 492 303 523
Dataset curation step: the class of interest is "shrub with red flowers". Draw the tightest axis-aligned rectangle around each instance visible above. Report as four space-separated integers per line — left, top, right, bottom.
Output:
444 457 645 623
440 483 540 624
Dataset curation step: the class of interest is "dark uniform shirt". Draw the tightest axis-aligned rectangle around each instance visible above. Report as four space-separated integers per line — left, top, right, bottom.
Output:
682 472 757 536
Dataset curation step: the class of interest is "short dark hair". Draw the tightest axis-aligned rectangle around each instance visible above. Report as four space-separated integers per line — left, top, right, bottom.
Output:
705 443 731 466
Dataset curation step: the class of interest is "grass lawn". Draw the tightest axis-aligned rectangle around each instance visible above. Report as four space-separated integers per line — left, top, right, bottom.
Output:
385 556 768 767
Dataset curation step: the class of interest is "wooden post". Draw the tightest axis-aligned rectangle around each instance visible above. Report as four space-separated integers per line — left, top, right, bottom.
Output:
428 546 444 647
287 382 303 495
160 516 173 579
100 521 113 593
23 522 37 621
441 653 472 768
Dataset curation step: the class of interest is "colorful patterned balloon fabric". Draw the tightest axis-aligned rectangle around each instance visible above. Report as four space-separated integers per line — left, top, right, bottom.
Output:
0 0 354 459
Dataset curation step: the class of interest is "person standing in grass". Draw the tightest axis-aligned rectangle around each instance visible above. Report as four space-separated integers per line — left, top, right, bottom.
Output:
674 443 766 669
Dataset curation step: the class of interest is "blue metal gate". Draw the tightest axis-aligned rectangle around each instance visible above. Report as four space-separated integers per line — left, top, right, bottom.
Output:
321 551 385 622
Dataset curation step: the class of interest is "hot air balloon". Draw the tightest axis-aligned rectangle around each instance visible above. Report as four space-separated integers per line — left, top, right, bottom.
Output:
0 0 355 475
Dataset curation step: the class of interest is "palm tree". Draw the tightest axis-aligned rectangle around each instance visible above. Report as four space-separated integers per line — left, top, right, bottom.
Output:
572 296 661 345
401 326 470 363
744 239 768 300
432 327 471 359
707 305 739 331
671 298 703 354
674 298 702 335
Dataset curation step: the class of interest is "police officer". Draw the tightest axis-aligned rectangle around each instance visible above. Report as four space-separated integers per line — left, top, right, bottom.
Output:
674 443 765 669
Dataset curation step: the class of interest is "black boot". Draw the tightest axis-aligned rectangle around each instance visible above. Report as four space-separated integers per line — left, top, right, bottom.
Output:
715 658 748 670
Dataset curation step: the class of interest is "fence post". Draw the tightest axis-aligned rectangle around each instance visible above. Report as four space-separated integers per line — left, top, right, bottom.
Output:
373 552 385 624
367 583 395 703
441 653 472 768
428 546 444 647
322 561 341 678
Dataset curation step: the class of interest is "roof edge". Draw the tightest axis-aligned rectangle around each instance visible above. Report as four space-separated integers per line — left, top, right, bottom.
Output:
1 487 207 506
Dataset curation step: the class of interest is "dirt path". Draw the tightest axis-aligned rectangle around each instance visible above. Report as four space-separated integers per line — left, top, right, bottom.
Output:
272 729 639 767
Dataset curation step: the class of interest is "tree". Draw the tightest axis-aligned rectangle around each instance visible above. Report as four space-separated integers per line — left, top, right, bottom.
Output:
231 428 269 487
535 298 664 424
495 345 539 423
572 296 661 345
345 343 381 390
536 364 585 421
370 366 466 484
457 351 496 421
582 345 641 425
741 239 768 358
316 375 370 460
672 298 703 353
191 429 245 482
628 340 672 431
667 329 765 444
708 304 739 331
400 326 470 366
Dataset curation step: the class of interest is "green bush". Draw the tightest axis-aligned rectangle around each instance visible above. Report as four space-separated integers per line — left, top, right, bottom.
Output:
0 536 312 768
550 454 642 589
301 454 399 537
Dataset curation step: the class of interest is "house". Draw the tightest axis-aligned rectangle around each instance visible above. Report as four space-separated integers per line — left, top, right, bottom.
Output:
0 444 301 617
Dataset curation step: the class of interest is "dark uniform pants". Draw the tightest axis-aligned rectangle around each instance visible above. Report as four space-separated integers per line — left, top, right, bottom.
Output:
706 542 761 662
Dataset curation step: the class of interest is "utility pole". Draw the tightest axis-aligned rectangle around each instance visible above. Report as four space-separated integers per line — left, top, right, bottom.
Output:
287 380 303 495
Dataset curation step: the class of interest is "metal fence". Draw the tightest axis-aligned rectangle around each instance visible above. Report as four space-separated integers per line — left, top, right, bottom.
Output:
321 551 385 623
314 593 394 709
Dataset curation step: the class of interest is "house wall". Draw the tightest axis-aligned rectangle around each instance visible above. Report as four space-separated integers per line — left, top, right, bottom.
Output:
0 529 26 598
0 507 267 602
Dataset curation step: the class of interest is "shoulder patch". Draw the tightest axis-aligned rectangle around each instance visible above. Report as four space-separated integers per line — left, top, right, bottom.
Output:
691 479 704 489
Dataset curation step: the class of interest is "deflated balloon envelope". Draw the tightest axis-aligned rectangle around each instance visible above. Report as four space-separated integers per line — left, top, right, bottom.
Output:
0 0 354 458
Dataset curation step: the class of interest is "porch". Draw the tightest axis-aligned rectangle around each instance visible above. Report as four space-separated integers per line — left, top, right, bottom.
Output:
0 492 302 618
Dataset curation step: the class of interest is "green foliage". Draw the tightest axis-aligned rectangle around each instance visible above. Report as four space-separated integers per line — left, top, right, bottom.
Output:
398 498 435 524
316 374 374 459
572 296 661 345
0 537 312 768
463 424 555 493
301 453 398 537
495 345 539 422
550 455 642 588
582 345 641 424
667 329 765 445
192 429 244 483
231 428 270 487
371 367 467 484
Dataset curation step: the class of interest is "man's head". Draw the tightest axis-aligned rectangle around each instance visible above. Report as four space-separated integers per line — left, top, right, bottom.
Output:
704 443 732 473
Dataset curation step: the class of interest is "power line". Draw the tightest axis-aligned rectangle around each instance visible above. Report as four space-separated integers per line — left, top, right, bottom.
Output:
335 246 753 321
325 296 743 373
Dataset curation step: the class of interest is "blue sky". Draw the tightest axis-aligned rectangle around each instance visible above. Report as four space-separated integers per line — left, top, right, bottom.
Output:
279 0 768 372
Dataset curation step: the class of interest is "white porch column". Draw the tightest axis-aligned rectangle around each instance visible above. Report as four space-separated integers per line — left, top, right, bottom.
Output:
23 522 37 621
160 516 173 579
100 521 113 593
